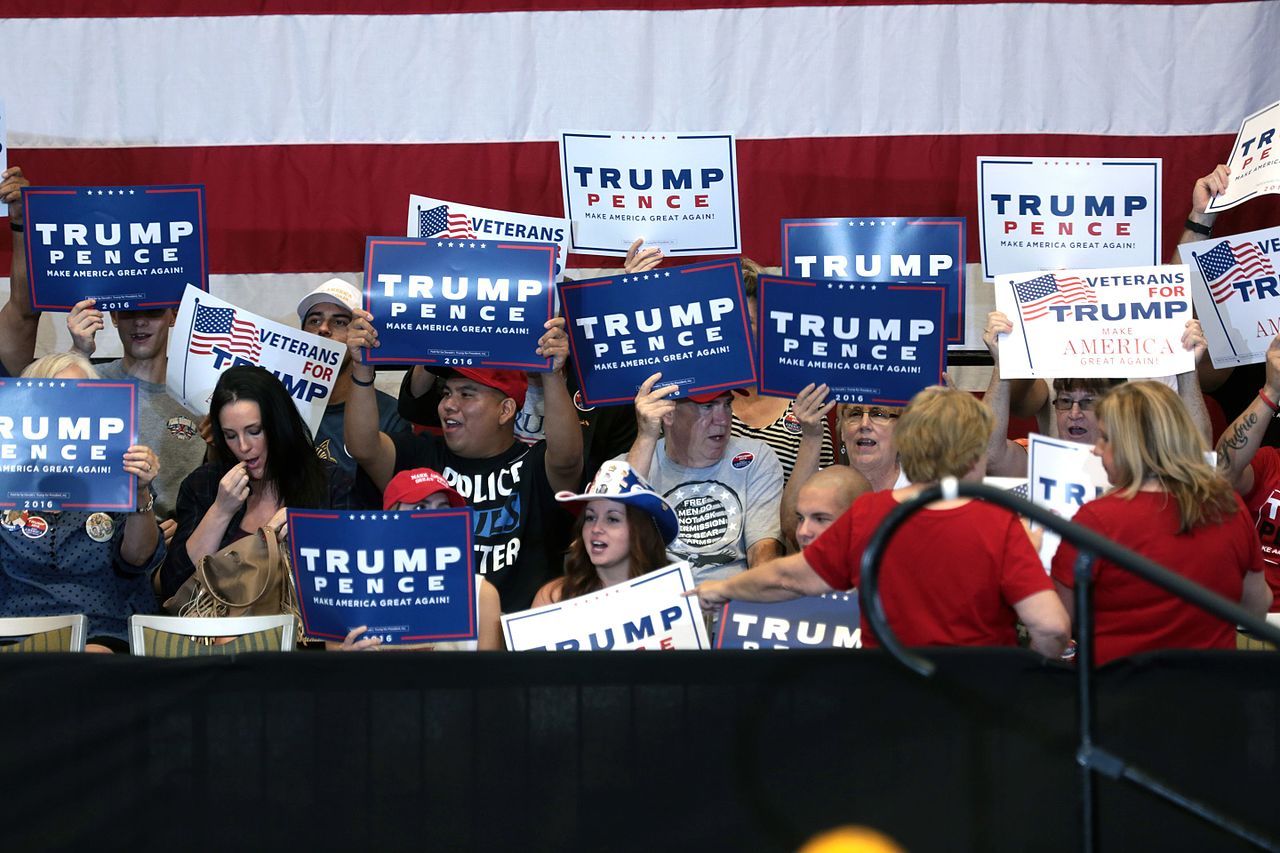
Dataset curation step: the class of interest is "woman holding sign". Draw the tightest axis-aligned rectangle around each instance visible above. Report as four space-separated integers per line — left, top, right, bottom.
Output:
0 353 164 652
160 366 350 600
1051 381 1271 665
530 460 679 606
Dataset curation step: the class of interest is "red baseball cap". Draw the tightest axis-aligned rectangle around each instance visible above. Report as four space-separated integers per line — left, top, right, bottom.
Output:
382 468 466 511
448 368 528 410
685 388 750 404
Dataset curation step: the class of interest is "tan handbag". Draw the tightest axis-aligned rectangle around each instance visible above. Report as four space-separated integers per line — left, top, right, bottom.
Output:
164 526 299 624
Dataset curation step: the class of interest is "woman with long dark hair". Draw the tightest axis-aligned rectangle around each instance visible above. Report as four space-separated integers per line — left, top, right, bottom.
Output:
1052 381 1271 665
531 460 678 606
158 366 348 599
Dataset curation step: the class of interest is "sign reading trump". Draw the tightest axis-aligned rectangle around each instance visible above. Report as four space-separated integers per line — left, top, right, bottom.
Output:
22 184 208 310
559 260 756 406
1206 101 1280 214
167 286 345 435
560 131 740 257
0 379 137 511
993 265 1193 379
757 276 944 405
781 217 966 343
501 563 709 651
717 592 861 650
1179 225 1280 368
977 158 1161 278
364 237 556 370
408 194 570 280
288 508 477 646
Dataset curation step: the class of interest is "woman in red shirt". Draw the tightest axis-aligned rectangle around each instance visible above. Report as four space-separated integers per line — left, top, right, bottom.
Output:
1052 381 1272 665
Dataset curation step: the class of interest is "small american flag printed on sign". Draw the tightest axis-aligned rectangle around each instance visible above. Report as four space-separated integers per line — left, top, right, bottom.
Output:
189 302 262 360
418 204 477 239
1193 240 1277 304
1013 273 1097 321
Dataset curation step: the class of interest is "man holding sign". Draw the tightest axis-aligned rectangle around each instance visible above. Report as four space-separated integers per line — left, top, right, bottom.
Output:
344 314 582 612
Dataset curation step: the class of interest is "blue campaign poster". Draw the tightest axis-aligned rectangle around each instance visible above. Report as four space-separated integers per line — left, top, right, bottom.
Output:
363 237 557 370
288 507 478 645
781 217 966 343
757 276 945 405
558 259 757 406
22 185 208 311
0 379 138 511
716 592 861 649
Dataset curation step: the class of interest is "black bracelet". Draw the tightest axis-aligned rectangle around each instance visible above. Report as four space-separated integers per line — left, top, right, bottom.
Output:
351 372 376 387
9 220 22 232
1184 218 1213 237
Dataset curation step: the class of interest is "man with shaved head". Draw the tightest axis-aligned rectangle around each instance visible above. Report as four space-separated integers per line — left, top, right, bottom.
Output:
794 465 871 549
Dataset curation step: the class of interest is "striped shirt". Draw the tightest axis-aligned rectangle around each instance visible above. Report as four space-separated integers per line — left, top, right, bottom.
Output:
731 402 836 483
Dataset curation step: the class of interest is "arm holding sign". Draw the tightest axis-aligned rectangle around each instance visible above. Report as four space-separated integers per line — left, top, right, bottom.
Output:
982 312 1030 477
536 317 584 493
0 167 38 375
691 552 834 611
343 310 397 489
1176 319 1212 447
1178 166 1236 394
1215 333 1280 494
779 383 835 547
626 372 678 478
119 445 163 567
622 238 663 274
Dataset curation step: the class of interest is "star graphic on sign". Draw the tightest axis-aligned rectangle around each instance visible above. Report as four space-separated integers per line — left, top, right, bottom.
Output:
480 243 486 248
128 189 135 195
447 242 455 248
393 514 400 521
381 513 388 520
469 243 476 249
437 241 444 247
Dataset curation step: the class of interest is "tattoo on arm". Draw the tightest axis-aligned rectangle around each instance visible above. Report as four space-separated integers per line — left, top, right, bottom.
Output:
1216 412 1258 470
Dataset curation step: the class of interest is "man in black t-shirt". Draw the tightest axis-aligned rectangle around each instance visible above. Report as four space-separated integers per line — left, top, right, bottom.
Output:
343 313 583 611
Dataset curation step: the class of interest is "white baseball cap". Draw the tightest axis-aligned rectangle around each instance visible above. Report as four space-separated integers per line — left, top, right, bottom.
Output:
296 277 362 323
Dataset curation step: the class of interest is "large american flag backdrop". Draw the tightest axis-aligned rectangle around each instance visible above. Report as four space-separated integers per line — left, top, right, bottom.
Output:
3 0 1280 342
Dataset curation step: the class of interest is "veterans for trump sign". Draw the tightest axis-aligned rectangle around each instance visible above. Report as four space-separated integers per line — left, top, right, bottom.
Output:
408 194 571 280
993 265 1193 379
363 237 556 370
0 379 137 511
501 562 709 651
288 508 477 646
717 592 861 650
977 158 1161 279
22 184 207 310
757 276 944 405
559 260 756 406
167 286 345 435
1206 101 1280 214
780 217 966 343
1180 225 1280 368
560 131 740 256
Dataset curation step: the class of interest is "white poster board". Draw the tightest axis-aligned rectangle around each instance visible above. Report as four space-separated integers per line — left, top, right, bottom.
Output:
977 157 1161 278
1179 225 1280 367
560 131 740 257
166 285 345 434
1027 433 1110 569
993 265 1193 379
1205 100 1280 214
501 562 710 651
407 193 571 282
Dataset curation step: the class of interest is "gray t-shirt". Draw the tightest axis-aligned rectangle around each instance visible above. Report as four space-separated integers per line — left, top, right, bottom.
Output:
625 436 784 584
97 360 206 520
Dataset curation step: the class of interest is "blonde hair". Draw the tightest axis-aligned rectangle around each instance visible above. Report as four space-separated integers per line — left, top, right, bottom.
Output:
1096 381 1234 532
894 387 992 483
20 351 99 379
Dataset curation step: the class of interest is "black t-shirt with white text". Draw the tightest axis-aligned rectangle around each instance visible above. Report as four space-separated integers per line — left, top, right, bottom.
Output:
391 432 570 612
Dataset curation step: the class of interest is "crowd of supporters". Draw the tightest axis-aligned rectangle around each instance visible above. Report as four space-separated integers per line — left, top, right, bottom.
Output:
0 162 1274 658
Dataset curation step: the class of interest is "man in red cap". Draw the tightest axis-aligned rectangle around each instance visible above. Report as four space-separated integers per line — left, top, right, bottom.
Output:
625 372 784 584
343 313 583 612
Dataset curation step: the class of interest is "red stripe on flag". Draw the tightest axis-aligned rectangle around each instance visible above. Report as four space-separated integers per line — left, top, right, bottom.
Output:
4 134 1279 274
0 0 1247 17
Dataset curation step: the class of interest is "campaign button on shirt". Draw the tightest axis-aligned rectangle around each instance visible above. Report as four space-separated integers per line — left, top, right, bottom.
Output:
85 512 115 543
22 515 49 539
731 451 754 469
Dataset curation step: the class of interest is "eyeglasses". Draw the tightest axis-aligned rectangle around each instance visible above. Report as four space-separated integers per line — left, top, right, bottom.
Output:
1053 396 1098 412
844 407 900 425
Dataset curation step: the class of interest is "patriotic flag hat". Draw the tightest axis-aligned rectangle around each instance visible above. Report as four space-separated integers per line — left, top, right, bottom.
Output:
555 460 680 544
296 277 362 322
